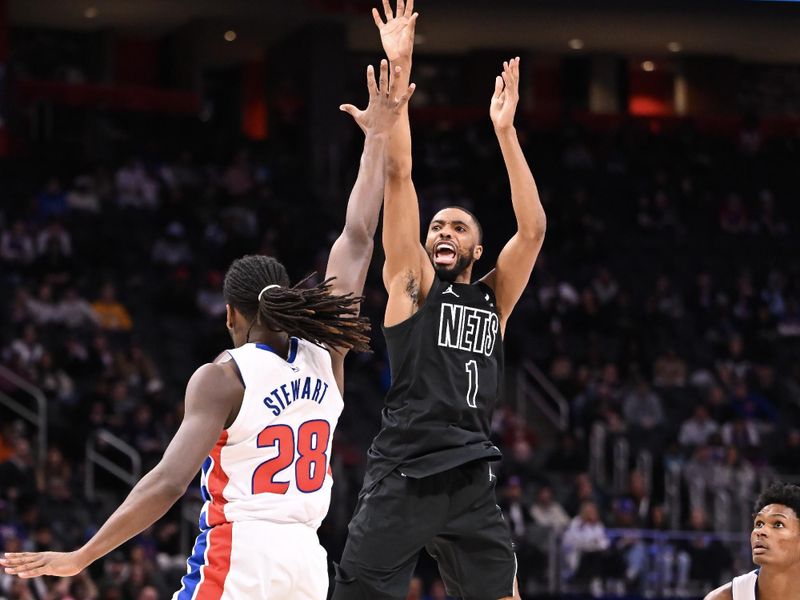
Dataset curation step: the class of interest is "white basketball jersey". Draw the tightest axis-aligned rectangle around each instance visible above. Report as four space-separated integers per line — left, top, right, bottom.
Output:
198 339 343 531
731 569 758 600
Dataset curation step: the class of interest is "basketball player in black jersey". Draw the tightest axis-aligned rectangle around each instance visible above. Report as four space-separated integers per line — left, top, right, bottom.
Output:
332 3 545 599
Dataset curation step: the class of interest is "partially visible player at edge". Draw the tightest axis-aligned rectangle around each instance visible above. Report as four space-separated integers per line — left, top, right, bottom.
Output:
704 482 800 600
332 2 545 599
0 61 415 599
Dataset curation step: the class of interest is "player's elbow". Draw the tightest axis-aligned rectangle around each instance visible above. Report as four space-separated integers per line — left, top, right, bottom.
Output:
385 156 412 180
342 223 375 248
520 218 547 243
149 467 189 501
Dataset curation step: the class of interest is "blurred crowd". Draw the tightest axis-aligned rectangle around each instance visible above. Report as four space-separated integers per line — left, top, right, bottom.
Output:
0 112 799 599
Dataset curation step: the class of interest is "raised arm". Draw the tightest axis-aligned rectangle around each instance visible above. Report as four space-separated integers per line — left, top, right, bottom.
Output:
326 59 414 390
0 362 242 579
479 58 546 334
373 0 433 327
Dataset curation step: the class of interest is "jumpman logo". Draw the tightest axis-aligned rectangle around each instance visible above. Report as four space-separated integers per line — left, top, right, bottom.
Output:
442 285 460 298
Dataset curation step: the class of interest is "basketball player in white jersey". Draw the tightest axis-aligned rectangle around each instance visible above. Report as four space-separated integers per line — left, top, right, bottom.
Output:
1 60 415 599
704 482 800 600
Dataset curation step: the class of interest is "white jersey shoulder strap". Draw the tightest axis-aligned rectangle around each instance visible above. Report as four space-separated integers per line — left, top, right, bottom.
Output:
731 569 758 600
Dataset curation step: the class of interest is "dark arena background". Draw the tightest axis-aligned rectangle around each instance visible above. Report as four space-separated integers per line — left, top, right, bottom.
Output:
1 0 800 598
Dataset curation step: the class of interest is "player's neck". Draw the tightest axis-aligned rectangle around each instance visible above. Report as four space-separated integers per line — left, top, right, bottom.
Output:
758 565 800 599
249 329 291 359
452 267 473 285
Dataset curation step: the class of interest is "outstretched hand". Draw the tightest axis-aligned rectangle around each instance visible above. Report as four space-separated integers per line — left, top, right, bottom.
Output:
340 60 416 135
1 551 86 578
490 57 521 131
372 0 418 63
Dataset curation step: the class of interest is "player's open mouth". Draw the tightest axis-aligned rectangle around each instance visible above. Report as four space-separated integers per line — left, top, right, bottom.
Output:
434 241 457 267
753 542 768 553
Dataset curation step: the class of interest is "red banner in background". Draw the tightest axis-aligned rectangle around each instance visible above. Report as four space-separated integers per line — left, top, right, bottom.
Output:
242 60 268 141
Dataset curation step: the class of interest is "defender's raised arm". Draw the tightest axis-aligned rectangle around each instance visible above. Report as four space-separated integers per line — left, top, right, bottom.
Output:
325 59 414 389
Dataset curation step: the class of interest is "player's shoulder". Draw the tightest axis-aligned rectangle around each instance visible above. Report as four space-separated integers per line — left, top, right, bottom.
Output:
703 582 733 600
188 360 244 398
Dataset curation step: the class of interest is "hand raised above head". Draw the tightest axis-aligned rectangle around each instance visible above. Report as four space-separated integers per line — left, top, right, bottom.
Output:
490 57 521 132
340 60 416 135
372 0 418 63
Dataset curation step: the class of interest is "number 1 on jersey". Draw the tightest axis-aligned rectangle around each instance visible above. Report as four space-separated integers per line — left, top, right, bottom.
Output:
465 360 479 408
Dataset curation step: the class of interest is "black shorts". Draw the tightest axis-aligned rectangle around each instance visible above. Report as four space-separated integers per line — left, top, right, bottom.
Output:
332 460 516 600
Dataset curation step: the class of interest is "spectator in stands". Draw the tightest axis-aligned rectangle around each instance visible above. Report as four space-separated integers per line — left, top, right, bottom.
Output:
530 485 570 532
34 225 74 285
35 178 68 221
721 416 760 450
705 384 735 424
678 508 731 590
711 446 756 501
0 436 37 504
679 405 719 448
196 270 227 318
57 286 100 330
0 221 35 268
499 476 545 591
6 324 44 371
35 221 72 258
591 267 619 306
223 149 255 198
623 378 665 450
151 221 193 267
115 158 159 209
566 473 606 522
66 174 102 214
92 283 133 332
752 188 788 236
115 344 163 396
563 500 621 594
652 348 687 388
24 283 59 326
37 351 76 405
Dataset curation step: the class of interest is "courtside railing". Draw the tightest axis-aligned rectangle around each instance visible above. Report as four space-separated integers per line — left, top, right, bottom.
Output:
0 364 48 465
530 527 750 597
85 428 142 500
516 359 569 431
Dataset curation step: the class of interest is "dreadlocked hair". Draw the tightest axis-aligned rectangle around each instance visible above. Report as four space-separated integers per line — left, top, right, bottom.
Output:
223 255 371 353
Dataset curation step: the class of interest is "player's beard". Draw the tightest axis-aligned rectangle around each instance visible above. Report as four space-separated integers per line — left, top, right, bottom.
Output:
433 250 473 283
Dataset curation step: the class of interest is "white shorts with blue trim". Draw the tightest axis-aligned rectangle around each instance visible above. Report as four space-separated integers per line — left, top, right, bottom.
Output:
172 520 328 600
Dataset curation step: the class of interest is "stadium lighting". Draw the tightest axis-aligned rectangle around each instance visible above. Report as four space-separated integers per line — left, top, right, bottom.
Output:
642 60 656 72
667 41 682 53
568 38 585 50
224 30 238 42
84 6 99 19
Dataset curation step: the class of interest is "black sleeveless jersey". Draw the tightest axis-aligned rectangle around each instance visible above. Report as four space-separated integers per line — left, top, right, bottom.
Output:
368 276 503 479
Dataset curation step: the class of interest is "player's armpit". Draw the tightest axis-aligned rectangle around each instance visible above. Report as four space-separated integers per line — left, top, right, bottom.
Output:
383 255 434 328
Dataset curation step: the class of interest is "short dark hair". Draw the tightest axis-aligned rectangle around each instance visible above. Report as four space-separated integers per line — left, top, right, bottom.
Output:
438 205 483 244
754 482 800 518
